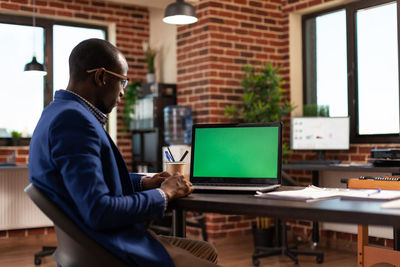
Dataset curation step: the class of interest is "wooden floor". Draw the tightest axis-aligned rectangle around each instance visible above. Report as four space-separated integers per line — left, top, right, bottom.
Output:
0 234 357 267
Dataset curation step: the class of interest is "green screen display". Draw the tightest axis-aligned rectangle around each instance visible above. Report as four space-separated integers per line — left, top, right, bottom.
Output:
193 126 279 178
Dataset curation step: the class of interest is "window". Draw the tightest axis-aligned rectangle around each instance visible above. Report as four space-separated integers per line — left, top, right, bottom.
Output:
0 15 106 141
303 0 400 143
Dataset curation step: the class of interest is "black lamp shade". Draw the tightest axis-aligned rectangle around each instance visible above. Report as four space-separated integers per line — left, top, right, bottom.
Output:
163 0 198 25
24 56 47 75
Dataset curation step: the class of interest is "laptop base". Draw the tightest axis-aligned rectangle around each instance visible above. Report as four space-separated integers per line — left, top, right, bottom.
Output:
193 184 280 193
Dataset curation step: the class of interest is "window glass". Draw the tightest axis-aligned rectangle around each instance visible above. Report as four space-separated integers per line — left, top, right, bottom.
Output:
316 10 348 117
53 25 106 92
304 10 348 117
0 23 44 137
356 2 399 135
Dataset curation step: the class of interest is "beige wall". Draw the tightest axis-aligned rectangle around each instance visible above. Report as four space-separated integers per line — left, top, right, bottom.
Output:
149 8 177 84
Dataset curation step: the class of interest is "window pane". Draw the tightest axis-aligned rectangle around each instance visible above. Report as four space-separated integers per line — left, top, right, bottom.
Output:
53 25 105 92
304 10 348 117
357 2 399 135
316 10 348 116
0 23 45 137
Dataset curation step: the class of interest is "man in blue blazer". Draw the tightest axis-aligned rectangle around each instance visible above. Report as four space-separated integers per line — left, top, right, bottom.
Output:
29 39 219 267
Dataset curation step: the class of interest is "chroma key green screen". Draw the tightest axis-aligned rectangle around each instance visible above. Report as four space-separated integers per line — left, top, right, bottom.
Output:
192 126 279 178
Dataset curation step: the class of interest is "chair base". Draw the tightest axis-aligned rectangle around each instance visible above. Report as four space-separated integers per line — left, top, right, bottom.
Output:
34 246 57 265
252 220 324 267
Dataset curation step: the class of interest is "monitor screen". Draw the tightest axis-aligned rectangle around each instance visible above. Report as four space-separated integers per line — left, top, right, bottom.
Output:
291 117 350 150
191 123 282 181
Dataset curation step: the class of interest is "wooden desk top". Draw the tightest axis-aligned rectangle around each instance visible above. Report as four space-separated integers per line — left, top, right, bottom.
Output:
172 187 400 227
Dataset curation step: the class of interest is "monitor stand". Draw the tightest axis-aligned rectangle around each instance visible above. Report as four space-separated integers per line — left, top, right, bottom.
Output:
292 151 342 165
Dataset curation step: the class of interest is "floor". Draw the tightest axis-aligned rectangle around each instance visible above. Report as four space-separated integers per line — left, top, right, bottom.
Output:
0 234 358 267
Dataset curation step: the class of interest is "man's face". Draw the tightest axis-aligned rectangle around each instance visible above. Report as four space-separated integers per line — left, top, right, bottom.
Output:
99 53 128 114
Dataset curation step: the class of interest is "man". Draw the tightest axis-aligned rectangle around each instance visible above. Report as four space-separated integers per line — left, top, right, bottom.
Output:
29 39 219 267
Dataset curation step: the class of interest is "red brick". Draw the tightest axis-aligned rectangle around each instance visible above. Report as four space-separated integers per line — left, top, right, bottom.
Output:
27 228 45 236
1 3 19 10
8 229 26 237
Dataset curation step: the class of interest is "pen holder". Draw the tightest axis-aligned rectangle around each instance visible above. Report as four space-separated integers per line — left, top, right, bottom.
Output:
252 222 275 248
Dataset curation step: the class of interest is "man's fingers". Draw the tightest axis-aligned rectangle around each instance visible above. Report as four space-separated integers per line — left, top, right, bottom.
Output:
157 171 171 177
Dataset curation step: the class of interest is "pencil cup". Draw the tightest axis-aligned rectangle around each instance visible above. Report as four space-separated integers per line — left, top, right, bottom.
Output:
167 162 187 179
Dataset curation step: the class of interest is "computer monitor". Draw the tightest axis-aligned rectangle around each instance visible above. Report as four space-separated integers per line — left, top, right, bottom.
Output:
291 117 350 151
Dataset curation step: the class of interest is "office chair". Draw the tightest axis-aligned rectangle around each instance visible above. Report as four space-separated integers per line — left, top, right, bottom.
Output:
149 211 208 241
252 171 324 267
24 183 131 267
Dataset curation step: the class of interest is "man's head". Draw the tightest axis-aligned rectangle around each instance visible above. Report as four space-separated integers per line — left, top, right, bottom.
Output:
68 38 128 114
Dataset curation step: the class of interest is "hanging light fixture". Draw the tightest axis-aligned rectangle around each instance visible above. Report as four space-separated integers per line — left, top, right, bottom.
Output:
163 0 198 25
24 0 46 76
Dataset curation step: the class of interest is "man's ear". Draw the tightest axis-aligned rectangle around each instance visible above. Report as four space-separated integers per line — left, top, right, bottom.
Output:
93 68 106 87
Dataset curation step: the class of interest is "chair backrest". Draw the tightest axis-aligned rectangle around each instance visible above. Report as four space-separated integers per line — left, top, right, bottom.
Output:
25 183 131 267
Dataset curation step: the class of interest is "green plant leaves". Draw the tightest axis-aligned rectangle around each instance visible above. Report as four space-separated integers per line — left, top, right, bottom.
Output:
224 62 295 161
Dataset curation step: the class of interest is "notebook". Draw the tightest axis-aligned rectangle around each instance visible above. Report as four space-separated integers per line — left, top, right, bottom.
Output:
190 122 282 192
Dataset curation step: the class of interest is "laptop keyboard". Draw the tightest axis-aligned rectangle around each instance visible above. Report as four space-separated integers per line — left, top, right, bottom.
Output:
198 183 267 187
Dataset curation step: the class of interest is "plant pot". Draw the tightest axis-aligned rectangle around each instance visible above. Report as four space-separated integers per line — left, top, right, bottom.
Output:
146 73 155 83
252 222 275 248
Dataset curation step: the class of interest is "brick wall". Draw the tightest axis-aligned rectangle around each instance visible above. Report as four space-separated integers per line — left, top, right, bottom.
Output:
0 0 151 169
0 0 149 238
176 0 398 246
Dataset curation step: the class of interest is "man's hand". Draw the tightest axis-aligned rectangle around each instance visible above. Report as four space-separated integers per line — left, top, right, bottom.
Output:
160 174 194 201
141 171 171 190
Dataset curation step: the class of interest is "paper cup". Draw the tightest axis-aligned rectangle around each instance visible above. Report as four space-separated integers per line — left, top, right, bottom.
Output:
167 162 186 178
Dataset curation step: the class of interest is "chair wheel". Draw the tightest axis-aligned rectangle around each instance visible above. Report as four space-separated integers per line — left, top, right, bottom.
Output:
34 257 42 265
252 257 260 267
316 255 324 264
293 263 299 267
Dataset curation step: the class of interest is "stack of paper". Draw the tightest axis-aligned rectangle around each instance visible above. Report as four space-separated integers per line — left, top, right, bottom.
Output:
256 185 400 202
381 199 400 209
255 185 343 202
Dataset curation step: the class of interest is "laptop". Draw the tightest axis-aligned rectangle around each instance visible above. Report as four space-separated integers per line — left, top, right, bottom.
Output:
190 122 282 193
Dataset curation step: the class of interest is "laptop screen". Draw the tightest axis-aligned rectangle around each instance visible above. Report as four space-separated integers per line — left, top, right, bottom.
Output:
190 123 282 185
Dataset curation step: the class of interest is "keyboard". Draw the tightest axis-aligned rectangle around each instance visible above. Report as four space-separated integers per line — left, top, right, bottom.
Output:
193 184 280 193
359 176 400 181
291 160 342 165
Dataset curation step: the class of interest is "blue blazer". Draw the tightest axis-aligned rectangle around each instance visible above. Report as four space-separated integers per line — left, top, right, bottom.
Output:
29 90 174 267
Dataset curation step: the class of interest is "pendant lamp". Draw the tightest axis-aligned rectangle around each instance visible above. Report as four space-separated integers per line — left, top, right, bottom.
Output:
24 0 46 76
163 0 198 25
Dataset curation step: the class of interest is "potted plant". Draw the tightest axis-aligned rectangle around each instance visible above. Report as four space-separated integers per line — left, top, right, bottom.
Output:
224 63 295 160
142 41 156 83
122 80 141 130
10 130 22 146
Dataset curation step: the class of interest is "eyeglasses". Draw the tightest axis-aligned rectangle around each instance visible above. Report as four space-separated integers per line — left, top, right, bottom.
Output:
87 68 129 89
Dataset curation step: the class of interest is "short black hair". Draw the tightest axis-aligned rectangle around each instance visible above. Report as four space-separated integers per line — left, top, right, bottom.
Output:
69 38 121 81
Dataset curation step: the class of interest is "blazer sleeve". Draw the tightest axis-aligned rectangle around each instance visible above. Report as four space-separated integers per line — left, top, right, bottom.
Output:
130 173 144 191
50 109 165 230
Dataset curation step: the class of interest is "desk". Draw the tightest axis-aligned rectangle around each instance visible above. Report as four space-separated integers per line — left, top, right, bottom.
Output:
283 163 400 186
283 163 400 244
171 187 400 237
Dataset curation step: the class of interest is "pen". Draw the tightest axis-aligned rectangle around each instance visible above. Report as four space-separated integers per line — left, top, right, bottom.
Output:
165 151 173 162
179 150 189 162
167 147 175 162
368 189 381 197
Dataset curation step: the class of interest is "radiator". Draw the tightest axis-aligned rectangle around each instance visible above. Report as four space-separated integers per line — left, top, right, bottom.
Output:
0 167 52 230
